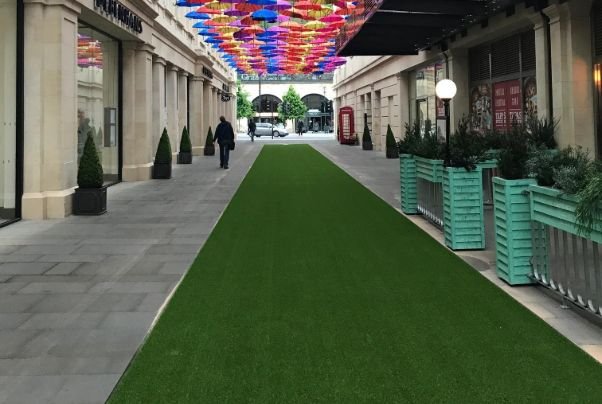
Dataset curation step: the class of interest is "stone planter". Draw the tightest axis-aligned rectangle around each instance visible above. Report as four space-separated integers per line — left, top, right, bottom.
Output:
152 163 172 179
493 177 537 285
399 154 417 214
204 145 215 156
443 167 485 250
415 157 444 183
362 141 373 150
177 151 192 164
72 185 107 216
529 185 602 243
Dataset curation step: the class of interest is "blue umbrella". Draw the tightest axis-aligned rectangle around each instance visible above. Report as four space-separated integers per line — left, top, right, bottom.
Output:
185 12 210 20
251 9 278 22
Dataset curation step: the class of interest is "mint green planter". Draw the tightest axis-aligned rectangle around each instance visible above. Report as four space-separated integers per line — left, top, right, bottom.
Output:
493 177 537 285
400 154 417 214
443 167 485 250
529 185 602 243
415 156 444 183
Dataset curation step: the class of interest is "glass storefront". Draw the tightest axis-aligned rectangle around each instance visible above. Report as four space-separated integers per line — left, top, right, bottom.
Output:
0 0 18 223
410 62 445 135
77 24 120 183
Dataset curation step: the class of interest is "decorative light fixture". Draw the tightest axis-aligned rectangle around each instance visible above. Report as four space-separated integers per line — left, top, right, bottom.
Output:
435 79 457 166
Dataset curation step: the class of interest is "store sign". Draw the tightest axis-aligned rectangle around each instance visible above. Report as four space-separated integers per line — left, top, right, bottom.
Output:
493 80 522 130
202 66 213 79
94 0 143 34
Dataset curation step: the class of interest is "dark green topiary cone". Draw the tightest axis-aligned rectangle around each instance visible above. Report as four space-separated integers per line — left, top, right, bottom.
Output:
180 126 192 153
77 134 104 188
386 124 399 158
155 128 172 164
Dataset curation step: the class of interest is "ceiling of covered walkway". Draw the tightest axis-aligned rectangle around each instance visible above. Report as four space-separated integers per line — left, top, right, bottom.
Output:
336 0 549 56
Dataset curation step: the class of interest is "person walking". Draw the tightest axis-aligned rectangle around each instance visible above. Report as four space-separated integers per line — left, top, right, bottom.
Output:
213 116 235 169
248 120 256 142
297 120 304 136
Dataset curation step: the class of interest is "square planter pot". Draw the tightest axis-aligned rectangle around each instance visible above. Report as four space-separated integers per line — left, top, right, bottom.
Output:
72 186 107 216
443 167 485 250
493 177 537 285
204 145 215 156
362 141 373 150
153 163 172 179
399 154 417 214
415 157 444 183
386 146 399 159
177 151 192 164
529 185 602 243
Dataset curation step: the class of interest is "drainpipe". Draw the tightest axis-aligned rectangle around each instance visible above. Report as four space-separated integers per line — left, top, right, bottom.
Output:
542 11 553 120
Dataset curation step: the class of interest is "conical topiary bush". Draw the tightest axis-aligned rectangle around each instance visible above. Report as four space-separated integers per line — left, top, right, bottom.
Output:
78 134 104 188
153 128 172 179
73 134 106 215
362 124 373 150
386 124 399 158
178 126 192 164
204 126 215 156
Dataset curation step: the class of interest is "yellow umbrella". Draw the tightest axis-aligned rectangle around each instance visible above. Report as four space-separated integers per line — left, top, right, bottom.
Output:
211 15 237 24
204 1 230 10
305 20 326 30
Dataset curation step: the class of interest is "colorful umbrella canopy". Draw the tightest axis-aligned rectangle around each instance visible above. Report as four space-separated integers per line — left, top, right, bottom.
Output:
177 0 356 74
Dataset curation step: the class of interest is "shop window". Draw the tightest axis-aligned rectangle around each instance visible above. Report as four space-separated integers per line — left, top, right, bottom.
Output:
469 31 536 132
0 0 18 223
77 24 120 183
412 62 445 135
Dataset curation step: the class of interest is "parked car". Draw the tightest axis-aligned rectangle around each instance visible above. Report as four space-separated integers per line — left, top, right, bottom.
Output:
254 123 289 138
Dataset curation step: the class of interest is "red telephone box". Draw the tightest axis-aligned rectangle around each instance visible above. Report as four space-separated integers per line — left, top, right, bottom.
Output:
338 106 355 144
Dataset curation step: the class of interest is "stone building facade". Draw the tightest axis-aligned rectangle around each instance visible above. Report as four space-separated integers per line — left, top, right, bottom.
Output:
334 0 600 157
1 0 236 223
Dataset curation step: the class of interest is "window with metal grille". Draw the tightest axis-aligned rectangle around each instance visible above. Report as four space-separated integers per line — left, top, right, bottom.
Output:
469 45 490 82
521 31 536 71
491 35 521 78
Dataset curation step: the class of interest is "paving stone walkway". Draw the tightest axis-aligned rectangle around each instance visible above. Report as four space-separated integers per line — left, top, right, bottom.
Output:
1 137 602 403
0 144 261 404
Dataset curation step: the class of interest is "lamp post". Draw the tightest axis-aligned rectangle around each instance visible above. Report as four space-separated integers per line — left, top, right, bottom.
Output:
435 79 457 167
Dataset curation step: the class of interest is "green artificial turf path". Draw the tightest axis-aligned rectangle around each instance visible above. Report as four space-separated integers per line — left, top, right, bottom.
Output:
110 145 602 403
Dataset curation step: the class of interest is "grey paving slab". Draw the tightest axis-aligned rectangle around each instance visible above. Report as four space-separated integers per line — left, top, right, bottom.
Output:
0 263 55 276
0 144 261 402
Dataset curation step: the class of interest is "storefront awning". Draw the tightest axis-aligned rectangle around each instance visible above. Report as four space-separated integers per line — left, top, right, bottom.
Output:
335 0 545 56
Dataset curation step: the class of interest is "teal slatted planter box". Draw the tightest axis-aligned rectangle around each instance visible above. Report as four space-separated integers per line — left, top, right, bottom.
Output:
400 154 417 214
529 185 602 244
493 177 537 285
443 167 485 250
415 156 444 183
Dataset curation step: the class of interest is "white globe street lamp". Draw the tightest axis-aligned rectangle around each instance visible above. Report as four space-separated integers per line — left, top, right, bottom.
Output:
435 79 457 166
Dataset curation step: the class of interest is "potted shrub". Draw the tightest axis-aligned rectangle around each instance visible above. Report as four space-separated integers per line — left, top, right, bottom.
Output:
398 122 421 214
362 125 372 150
385 124 398 158
203 126 215 156
73 134 106 215
153 128 172 179
177 126 192 164
443 118 488 250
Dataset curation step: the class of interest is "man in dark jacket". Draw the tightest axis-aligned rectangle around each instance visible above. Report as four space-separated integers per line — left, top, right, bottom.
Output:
248 120 256 142
213 116 235 169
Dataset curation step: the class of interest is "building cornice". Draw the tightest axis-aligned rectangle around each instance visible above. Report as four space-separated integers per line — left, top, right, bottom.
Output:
333 56 392 90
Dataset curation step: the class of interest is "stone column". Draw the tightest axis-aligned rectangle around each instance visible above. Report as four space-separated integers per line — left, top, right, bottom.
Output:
545 0 595 150
178 71 188 141
202 80 212 139
448 49 470 132
531 13 552 120
165 65 179 156
152 56 167 155
189 76 204 155
122 42 154 181
396 73 410 129
22 1 80 219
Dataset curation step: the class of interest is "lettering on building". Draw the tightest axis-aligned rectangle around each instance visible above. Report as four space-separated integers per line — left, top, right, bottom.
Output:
94 0 143 34
202 66 213 79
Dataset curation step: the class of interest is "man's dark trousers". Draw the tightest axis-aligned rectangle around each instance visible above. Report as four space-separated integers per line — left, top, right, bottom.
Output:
219 143 230 168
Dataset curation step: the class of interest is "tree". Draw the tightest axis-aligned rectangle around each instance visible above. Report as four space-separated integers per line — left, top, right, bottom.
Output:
236 82 254 120
77 134 103 188
278 85 307 122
